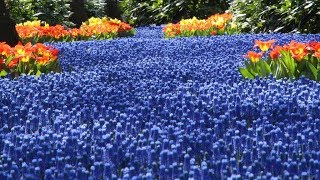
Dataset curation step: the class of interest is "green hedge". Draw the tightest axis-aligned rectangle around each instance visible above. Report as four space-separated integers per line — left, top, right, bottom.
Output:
85 0 106 18
120 0 229 26
6 0 123 26
229 0 320 33
6 0 72 26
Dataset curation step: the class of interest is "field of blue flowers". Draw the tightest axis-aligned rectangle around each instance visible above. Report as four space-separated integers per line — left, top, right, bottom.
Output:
1 27 320 179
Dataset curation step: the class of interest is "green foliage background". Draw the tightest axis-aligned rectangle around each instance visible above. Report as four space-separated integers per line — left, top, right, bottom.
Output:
119 0 229 26
5 0 122 26
5 0 72 26
85 0 106 18
4 0 320 33
229 0 320 33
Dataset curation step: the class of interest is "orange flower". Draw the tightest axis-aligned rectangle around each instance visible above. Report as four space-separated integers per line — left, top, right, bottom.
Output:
31 44 58 65
0 42 12 57
210 30 217 35
118 22 133 33
14 42 34 63
32 43 48 55
51 49 59 58
245 51 263 63
307 41 320 58
0 59 4 71
7 58 19 68
206 13 233 31
36 56 50 65
287 40 308 61
269 46 283 60
69 28 80 38
254 39 276 52
164 23 181 37
306 41 319 51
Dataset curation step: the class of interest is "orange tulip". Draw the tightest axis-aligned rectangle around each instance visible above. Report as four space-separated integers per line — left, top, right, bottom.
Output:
245 51 263 63
7 58 19 68
210 30 217 35
32 43 49 55
286 40 308 61
36 56 50 65
307 41 320 58
254 39 276 52
14 42 34 63
0 42 12 57
118 22 133 33
0 59 4 71
269 46 283 59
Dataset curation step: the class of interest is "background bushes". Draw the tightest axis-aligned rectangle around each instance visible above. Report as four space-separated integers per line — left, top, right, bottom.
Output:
5 0 72 26
119 0 230 26
229 0 320 33
104 0 122 19
5 0 122 27
85 0 106 18
4 0 320 33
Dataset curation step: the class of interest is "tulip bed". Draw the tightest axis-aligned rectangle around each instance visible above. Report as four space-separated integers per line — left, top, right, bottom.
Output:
163 13 237 38
16 18 135 44
1 27 320 179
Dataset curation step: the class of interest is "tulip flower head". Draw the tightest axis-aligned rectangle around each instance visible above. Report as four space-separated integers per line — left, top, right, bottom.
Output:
0 42 12 57
16 18 134 43
240 39 320 81
286 40 308 61
14 43 33 63
254 39 276 52
245 51 263 63
307 41 320 58
164 13 235 38
0 42 60 77
269 46 283 60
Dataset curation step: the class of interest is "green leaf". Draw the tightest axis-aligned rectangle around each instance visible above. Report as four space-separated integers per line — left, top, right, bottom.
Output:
306 61 318 80
280 50 296 78
239 67 254 79
28 69 34 75
244 60 258 76
258 59 271 77
5 56 14 65
0 70 7 77
296 60 306 78
36 70 42 77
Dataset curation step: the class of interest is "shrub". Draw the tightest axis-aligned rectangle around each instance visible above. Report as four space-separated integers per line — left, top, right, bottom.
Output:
120 0 229 26
239 39 320 81
5 0 35 23
85 0 106 18
0 42 61 78
6 0 72 26
229 0 320 33
83 0 122 19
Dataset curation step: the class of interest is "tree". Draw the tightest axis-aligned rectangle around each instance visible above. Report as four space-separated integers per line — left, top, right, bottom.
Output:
69 0 88 28
0 0 20 46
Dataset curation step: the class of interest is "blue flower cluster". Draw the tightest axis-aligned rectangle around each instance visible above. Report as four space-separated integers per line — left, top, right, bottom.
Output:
1 27 320 179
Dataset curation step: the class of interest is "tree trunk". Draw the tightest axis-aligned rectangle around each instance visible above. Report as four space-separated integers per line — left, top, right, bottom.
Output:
69 0 88 28
0 0 20 46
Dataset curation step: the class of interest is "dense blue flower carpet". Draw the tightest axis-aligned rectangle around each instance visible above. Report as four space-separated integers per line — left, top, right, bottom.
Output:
1 27 320 179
